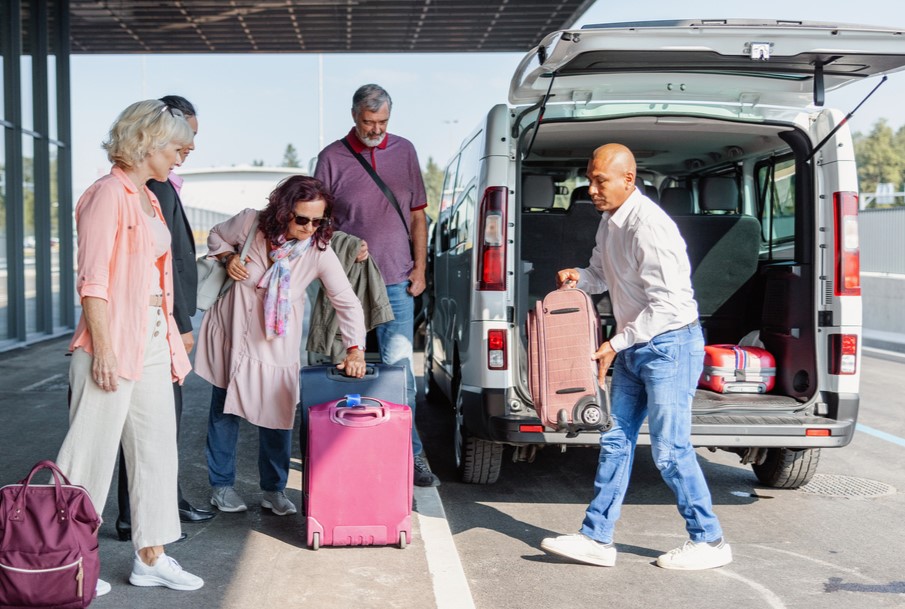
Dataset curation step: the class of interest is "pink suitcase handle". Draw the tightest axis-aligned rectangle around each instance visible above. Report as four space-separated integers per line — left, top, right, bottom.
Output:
330 397 391 427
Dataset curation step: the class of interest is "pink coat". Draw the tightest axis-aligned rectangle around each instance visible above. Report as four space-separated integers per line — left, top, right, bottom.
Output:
70 166 191 383
193 209 367 430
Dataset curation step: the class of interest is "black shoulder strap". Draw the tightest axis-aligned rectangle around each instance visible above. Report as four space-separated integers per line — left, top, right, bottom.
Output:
341 138 411 240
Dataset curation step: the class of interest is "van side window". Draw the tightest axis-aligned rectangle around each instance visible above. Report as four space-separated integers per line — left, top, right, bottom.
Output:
756 155 796 258
450 186 476 251
440 155 460 215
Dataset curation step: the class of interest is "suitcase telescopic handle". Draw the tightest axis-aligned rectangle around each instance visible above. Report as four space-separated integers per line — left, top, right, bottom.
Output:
330 397 390 427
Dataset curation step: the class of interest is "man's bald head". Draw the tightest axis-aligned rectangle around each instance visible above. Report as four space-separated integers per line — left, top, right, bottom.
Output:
586 143 637 213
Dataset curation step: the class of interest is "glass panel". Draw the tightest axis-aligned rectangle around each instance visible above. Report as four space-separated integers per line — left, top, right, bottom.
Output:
47 55 57 141
0 132 7 340
23 135 36 334
20 49 33 133
50 143 60 328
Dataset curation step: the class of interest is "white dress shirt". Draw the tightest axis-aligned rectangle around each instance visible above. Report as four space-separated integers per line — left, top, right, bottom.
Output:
577 187 698 352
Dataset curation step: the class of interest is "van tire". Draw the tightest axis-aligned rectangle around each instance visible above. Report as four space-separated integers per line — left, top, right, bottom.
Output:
454 384 503 484
752 447 820 489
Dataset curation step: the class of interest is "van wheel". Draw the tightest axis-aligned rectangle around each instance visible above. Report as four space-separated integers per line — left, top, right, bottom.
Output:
454 385 502 484
752 448 820 489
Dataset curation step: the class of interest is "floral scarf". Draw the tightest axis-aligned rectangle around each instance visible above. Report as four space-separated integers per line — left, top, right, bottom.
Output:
257 236 312 339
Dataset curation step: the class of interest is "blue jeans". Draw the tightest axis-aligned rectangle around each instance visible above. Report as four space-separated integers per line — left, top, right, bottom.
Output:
376 281 422 456
206 386 291 492
580 323 723 544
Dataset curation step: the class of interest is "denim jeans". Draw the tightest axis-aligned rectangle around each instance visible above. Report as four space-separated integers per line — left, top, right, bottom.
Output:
580 322 723 544
206 386 291 492
376 281 422 456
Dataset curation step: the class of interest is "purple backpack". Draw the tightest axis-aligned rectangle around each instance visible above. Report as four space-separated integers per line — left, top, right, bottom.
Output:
0 460 101 608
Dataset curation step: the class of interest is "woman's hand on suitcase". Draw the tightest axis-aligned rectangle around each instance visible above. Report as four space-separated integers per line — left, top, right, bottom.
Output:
593 340 616 387
336 348 367 378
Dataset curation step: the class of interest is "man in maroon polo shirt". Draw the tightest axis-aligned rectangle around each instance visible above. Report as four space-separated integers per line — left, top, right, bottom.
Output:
314 83 439 487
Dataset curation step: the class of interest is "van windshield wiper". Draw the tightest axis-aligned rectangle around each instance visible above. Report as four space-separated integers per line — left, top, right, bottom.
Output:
806 75 887 163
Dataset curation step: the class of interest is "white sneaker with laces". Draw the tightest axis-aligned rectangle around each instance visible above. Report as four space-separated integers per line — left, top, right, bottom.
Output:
656 539 733 570
95 578 111 597
129 552 204 591
540 533 617 567
261 490 297 516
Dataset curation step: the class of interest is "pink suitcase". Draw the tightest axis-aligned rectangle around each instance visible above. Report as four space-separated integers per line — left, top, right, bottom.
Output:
527 288 611 434
699 344 776 393
305 395 412 550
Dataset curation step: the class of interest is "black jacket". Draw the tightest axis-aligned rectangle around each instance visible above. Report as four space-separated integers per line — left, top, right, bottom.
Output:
148 178 197 334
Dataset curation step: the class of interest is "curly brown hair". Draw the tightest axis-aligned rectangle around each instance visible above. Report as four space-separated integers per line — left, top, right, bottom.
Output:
258 175 334 250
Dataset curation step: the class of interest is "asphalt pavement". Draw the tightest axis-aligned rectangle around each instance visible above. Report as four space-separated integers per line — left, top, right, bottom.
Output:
0 335 473 609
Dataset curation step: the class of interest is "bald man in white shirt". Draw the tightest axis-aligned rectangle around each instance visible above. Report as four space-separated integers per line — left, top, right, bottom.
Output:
540 144 732 571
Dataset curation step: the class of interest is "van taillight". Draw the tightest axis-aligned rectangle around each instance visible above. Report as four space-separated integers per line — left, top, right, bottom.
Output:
833 192 860 296
478 187 508 291
828 333 858 375
487 329 507 370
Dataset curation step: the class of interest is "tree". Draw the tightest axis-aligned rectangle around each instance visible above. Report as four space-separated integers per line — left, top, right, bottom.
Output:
421 156 444 221
251 159 265 167
282 144 301 168
854 119 905 205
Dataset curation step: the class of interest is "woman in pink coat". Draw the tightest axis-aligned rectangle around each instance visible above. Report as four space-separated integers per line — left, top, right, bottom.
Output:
194 175 367 517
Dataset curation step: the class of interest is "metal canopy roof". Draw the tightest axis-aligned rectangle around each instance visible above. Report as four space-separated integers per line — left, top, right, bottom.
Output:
67 0 596 54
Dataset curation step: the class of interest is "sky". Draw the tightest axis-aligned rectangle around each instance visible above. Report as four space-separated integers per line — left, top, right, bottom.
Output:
68 0 905 194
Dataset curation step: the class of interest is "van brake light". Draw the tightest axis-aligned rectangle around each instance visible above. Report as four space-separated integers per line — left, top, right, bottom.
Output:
487 329 507 370
833 192 860 296
828 333 857 375
478 187 508 291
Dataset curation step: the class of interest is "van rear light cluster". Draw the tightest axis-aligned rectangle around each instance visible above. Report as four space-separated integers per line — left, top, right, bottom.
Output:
477 186 508 291
828 333 858 375
833 192 860 296
487 329 507 370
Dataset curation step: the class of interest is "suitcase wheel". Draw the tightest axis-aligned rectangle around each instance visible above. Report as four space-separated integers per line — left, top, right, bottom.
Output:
578 404 602 426
311 531 320 551
399 531 407 549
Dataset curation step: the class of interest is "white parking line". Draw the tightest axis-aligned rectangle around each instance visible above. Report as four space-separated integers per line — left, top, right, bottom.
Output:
414 485 476 609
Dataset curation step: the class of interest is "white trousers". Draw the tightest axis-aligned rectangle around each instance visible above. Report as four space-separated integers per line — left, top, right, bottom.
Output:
56 307 181 550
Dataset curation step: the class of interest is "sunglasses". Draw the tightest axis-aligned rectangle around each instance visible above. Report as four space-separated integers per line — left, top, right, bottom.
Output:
293 215 330 228
158 104 185 119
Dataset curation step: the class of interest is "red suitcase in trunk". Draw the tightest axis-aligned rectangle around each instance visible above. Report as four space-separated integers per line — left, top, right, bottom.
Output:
699 344 776 393
527 287 611 434
305 395 412 550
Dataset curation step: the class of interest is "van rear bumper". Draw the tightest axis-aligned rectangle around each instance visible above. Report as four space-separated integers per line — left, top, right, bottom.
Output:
461 385 858 449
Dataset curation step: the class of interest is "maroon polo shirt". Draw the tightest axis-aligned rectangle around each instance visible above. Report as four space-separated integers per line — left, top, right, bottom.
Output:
315 129 427 285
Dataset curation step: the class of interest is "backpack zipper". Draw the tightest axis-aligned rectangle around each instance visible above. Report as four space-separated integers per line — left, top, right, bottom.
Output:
0 556 84 597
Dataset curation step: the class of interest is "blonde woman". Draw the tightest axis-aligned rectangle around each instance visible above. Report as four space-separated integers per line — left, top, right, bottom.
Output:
56 100 203 595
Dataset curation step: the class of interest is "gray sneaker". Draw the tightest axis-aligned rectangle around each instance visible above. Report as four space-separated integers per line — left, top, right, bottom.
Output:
210 486 247 513
129 552 203 591
261 490 297 516
414 454 440 487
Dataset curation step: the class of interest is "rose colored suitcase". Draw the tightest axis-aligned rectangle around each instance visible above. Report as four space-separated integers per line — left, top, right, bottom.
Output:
298 364 406 457
699 344 776 393
527 287 611 435
304 395 412 550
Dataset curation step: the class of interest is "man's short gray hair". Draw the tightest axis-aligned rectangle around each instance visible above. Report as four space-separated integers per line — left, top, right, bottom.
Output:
352 84 393 116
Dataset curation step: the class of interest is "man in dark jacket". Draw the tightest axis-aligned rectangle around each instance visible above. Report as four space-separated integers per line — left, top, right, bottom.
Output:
115 95 214 542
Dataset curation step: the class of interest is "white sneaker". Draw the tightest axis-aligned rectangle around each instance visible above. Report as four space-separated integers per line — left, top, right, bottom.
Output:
540 533 617 567
656 539 733 570
261 490 297 516
129 552 204 591
95 578 111 597
210 486 247 512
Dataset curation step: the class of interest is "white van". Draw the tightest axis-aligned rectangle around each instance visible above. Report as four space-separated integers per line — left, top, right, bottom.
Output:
423 19 905 485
